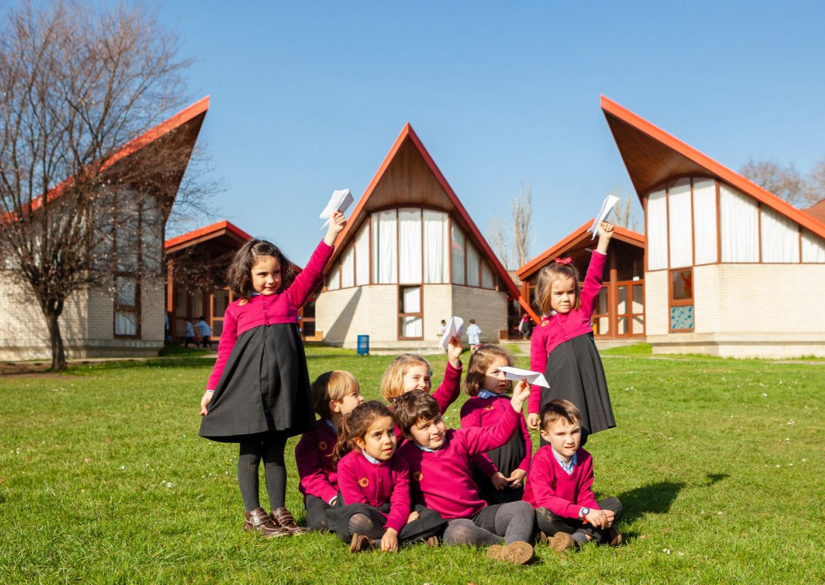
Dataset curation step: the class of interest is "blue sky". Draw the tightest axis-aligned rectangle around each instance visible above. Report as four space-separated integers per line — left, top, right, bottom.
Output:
143 1 825 265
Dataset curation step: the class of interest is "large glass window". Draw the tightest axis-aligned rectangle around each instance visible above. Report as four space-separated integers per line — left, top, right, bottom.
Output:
423 210 449 283
114 276 139 336
355 221 370 285
668 179 693 268
372 210 397 284
399 286 422 339
466 243 480 287
720 184 758 262
669 268 694 332
399 209 422 284
451 224 466 285
341 246 355 288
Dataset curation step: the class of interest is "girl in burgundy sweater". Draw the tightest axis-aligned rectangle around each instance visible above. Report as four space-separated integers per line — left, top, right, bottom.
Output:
460 345 532 505
294 370 364 532
528 221 617 446
199 211 345 538
326 401 446 552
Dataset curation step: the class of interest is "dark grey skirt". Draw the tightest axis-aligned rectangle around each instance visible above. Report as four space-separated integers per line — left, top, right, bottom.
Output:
326 496 446 544
199 323 316 443
471 431 526 505
542 333 615 439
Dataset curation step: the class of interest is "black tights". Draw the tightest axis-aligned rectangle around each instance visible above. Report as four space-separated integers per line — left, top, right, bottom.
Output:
237 434 288 512
347 514 385 540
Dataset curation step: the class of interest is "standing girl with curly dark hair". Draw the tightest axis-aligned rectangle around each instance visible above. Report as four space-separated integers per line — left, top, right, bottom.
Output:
199 211 346 538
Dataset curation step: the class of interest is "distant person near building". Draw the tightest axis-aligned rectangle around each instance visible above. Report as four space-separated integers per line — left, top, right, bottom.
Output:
195 316 212 349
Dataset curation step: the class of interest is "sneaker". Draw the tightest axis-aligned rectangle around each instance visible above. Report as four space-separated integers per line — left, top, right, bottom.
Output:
243 508 291 538
548 532 576 551
270 507 309 535
486 542 535 565
349 533 375 553
600 526 622 547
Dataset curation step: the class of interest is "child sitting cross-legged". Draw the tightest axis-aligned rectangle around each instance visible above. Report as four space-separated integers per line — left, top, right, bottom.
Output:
394 385 536 565
294 371 364 532
326 401 447 552
523 399 623 551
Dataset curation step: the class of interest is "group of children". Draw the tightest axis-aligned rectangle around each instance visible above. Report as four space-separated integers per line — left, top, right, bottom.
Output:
199 210 622 564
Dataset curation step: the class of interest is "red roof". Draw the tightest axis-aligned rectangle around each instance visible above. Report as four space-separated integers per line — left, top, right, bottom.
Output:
517 220 645 280
804 199 825 225
601 95 825 240
165 219 252 252
13 97 210 221
329 123 539 322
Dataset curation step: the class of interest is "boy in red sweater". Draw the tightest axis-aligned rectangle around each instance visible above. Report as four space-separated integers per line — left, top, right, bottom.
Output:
394 384 536 565
523 399 622 551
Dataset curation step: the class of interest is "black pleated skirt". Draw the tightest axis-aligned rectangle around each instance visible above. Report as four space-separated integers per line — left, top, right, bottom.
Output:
471 432 526 504
542 333 615 438
326 496 447 544
199 323 316 443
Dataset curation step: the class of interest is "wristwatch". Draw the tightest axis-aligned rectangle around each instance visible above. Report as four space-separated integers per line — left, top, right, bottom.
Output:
579 507 590 518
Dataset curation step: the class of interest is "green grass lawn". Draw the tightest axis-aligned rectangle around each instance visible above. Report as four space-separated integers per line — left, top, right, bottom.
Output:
1 347 824 584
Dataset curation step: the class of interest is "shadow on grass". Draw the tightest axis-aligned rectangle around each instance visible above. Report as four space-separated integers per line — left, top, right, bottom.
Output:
705 473 729 485
618 480 687 525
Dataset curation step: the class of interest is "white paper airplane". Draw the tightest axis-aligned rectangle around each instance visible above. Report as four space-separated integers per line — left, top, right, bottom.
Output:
499 366 550 388
320 189 354 229
439 316 465 352
589 194 620 240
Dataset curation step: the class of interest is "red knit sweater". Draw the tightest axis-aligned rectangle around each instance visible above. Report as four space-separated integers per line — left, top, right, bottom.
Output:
522 446 599 518
336 450 411 533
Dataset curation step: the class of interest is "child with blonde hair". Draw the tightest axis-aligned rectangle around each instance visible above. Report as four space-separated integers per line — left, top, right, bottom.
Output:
528 221 617 446
295 370 364 531
461 344 532 505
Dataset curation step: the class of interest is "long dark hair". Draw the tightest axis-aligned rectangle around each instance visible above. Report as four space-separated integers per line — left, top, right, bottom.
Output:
225 239 296 300
332 401 393 464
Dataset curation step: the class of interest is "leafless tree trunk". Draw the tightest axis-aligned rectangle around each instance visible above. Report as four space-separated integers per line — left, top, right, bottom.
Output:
487 214 510 269
511 182 532 268
613 187 640 232
0 0 213 370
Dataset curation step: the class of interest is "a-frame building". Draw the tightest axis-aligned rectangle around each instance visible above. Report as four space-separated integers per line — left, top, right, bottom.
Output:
315 123 537 351
602 96 825 357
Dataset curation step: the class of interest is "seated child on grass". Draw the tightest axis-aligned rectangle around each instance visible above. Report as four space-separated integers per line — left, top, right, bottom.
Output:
326 401 446 552
523 399 623 551
295 371 364 531
393 385 537 565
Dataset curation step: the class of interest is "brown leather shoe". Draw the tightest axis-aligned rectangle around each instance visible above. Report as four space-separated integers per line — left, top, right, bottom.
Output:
270 507 308 535
425 535 440 547
548 532 575 551
244 507 291 538
486 542 535 565
349 533 375 553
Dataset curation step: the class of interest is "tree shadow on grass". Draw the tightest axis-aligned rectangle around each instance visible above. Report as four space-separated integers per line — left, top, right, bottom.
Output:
705 473 729 486
618 480 687 525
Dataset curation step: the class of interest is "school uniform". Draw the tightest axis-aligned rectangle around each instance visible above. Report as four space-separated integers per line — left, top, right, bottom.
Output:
529 250 616 445
200 240 334 443
461 391 532 504
466 324 481 345
294 419 339 531
326 450 445 544
195 320 212 348
397 404 520 522
523 445 622 543
184 321 196 347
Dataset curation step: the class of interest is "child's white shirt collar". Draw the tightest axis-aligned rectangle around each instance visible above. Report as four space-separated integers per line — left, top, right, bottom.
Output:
551 448 577 475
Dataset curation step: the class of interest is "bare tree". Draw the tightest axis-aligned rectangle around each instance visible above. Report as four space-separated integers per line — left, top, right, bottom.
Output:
0 1 211 370
612 187 640 232
740 157 819 207
487 213 510 269
511 181 532 268
808 157 825 206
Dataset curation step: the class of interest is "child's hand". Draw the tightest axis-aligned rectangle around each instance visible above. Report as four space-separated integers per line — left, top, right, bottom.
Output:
506 468 527 488
381 529 399 552
584 509 608 530
407 510 420 523
323 211 347 245
509 380 531 413
200 390 213 416
596 221 614 253
491 472 508 491
527 413 540 430
447 336 463 368
602 509 615 527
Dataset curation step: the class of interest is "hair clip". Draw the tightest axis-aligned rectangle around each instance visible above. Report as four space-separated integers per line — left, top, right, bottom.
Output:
555 257 573 265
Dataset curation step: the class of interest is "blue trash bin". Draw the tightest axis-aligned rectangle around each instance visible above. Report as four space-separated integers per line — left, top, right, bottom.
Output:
357 335 369 356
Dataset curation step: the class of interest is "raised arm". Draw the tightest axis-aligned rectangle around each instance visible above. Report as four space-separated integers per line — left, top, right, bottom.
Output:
285 240 335 309
461 400 499 478
528 326 547 415
432 359 463 414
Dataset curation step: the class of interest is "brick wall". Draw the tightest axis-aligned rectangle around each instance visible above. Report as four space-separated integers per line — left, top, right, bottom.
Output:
450 286 508 343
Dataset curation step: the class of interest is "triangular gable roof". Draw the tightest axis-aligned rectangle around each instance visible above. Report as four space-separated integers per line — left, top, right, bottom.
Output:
329 123 539 322
601 95 825 241
165 219 251 253
517 220 645 281
11 96 209 222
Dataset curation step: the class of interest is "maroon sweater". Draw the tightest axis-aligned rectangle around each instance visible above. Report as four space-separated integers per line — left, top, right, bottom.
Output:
398 404 520 519
528 250 606 413
336 450 411 533
295 421 338 504
460 394 532 473
206 240 334 390
522 446 599 519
